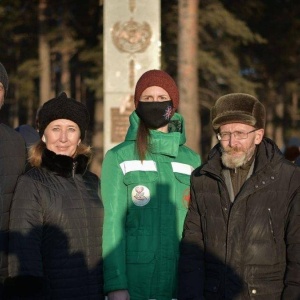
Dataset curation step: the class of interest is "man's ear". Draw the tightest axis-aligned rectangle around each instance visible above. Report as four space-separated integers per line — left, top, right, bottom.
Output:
254 129 264 145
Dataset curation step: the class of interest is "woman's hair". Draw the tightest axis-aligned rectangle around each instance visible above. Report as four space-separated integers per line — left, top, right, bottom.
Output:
136 120 150 161
28 140 93 167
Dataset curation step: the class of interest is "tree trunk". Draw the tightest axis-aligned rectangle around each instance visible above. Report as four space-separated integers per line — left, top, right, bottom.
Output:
90 97 104 175
291 91 299 127
38 0 52 104
178 0 200 154
60 13 71 96
275 100 284 150
60 50 71 95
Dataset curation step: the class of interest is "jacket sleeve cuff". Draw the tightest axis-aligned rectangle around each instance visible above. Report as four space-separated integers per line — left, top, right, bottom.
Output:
104 268 128 294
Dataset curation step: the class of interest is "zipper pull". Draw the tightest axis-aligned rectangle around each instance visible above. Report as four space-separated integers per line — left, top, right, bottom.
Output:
268 208 276 243
72 162 77 178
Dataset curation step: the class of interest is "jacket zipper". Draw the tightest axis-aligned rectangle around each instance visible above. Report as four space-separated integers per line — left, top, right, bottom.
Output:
268 208 276 243
201 209 207 246
72 162 77 178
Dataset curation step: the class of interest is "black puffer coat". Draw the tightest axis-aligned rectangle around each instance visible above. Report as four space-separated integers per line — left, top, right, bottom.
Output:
179 138 300 300
0 124 25 297
8 149 104 300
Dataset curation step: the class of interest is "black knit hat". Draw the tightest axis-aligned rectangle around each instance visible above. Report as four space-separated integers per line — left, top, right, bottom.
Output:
0 62 8 96
38 92 90 139
211 93 266 132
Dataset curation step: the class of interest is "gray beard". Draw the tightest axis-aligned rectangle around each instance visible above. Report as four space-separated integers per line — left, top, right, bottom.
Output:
221 144 256 169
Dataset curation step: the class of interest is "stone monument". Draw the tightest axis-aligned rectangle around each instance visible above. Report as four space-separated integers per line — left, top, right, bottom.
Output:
103 0 161 153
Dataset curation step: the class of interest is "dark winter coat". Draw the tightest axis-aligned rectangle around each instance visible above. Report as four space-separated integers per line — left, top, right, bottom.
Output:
179 138 300 300
8 148 104 300
0 124 26 296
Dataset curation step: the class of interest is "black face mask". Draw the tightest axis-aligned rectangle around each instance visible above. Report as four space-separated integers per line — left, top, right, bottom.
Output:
136 100 174 129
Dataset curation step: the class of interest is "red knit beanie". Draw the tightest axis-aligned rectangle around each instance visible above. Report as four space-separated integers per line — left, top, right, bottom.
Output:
134 69 179 110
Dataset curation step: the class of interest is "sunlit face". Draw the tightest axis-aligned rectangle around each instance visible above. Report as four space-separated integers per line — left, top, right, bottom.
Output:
43 119 81 157
140 86 170 102
0 83 5 109
219 123 264 168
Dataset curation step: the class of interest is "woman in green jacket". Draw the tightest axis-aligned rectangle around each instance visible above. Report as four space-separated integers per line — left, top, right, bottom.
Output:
101 70 201 300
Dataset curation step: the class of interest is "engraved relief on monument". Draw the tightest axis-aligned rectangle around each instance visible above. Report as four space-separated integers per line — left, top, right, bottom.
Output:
110 12 153 143
111 18 152 54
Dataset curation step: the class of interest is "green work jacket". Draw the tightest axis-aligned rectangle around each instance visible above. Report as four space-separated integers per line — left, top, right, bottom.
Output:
101 112 201 300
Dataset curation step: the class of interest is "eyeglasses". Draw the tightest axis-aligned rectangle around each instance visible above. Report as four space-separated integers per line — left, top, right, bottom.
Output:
217 129 258 141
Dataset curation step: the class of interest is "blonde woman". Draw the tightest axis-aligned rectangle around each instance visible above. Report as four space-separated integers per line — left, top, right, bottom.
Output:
8 92 104 300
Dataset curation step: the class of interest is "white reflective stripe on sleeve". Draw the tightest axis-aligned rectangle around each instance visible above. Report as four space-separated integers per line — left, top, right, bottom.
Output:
119 160 157 175
171 162 194 175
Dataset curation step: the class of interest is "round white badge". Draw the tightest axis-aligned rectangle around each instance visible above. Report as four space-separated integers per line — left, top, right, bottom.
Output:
131 185 150 206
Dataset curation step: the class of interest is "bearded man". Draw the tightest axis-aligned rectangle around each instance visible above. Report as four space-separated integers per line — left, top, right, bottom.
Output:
178 93 300 300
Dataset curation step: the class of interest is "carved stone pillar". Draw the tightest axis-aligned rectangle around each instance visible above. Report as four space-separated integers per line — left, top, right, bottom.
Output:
103 0 161 153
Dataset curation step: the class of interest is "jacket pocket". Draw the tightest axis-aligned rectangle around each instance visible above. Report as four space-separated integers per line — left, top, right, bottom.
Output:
174 172 192 210
126 252 156 298
123 171 158 209
123 171 159 185
247 282 283 298
246 263 285 297
173 172 191 185
268 208 277 244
